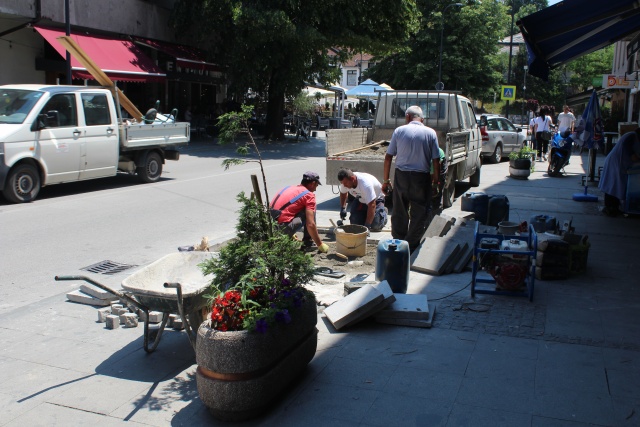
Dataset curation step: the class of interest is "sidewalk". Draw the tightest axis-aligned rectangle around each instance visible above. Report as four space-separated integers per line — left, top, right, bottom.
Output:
1 151 639 426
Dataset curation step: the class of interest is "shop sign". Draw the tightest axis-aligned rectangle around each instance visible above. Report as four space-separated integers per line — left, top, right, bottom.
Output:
602 75 632 89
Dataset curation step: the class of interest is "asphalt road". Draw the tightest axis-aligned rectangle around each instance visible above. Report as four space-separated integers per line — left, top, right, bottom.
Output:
0 136 339 315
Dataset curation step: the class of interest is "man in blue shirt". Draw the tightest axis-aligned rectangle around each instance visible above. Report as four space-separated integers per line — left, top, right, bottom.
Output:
382 106 440 252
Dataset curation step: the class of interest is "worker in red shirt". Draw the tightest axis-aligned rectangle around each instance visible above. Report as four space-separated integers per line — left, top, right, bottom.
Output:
271 171 329 253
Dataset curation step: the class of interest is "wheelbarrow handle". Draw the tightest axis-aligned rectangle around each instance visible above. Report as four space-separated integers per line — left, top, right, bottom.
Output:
55 275 146 313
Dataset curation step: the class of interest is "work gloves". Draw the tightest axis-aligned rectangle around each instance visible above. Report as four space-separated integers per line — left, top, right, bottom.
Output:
339 207 347 220
318 243 329 253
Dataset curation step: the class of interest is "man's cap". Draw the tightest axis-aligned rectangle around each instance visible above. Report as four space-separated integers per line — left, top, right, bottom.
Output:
303 171 322 185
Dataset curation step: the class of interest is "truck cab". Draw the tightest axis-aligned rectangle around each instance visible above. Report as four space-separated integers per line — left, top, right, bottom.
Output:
0 85 188 203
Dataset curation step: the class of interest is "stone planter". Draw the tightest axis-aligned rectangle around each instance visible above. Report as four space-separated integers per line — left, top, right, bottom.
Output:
195 291 318 421
509 157 532 179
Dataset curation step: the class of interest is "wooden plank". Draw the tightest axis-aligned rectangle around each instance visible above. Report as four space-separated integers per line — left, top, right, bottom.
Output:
332 140 387 156
56 36 143 120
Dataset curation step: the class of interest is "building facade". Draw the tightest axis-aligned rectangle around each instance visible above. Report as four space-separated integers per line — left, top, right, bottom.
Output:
0 0 226 121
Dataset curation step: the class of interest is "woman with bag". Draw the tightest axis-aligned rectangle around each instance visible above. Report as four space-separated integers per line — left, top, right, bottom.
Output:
534 106 554 161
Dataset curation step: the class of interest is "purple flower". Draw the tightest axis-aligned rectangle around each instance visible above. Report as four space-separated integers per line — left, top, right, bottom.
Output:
255 318 268 334
281 278 291 287
275 309 291 324
283 290 292 298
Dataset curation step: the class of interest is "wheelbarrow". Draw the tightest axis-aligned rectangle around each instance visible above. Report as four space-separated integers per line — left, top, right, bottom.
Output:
55 252 214 353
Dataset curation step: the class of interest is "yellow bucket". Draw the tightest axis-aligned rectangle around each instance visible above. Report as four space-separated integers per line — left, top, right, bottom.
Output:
335 224 368 257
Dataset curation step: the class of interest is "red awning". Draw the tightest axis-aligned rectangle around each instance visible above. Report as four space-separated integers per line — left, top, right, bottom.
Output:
34 26 166 82
133 38 220 71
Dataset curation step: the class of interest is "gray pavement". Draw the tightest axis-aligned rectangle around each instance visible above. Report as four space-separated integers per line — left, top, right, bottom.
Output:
1 146 639 426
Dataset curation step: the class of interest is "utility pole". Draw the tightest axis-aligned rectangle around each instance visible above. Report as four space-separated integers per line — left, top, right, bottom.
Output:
65 0 71 84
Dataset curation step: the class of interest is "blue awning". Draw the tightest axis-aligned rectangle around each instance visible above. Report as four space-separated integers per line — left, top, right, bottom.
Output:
517 0 640 80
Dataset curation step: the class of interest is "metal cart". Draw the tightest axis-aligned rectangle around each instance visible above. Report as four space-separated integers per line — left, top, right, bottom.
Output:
471 222 538 301
56 252 214 353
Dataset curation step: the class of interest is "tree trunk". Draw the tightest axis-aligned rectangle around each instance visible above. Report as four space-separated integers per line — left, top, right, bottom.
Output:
263 71 286 140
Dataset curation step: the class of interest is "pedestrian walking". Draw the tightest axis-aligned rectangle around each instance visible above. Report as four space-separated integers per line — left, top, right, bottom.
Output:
557 104 576 134
337 168 388 231
534 106 554 161
382 105 440 253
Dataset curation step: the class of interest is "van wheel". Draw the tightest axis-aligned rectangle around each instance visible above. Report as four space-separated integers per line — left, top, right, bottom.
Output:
3 164 41 203
442 169 456 209
138 152 163 183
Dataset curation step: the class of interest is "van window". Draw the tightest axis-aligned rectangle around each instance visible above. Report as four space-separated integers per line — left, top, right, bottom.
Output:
82 93 111 126
459 101 475 129
41 94 77 128
390 98 445 119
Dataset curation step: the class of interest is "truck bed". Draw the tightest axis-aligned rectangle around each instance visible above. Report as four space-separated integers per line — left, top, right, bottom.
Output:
119 122 190 149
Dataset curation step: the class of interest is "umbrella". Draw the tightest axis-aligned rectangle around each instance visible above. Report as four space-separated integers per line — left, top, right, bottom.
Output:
574 90 604 150
301 86 334 97
380 83 394 90
345 79 386 97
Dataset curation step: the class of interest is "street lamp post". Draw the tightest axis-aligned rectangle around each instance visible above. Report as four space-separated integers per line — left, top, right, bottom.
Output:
522 65 528 123
437 3 463 91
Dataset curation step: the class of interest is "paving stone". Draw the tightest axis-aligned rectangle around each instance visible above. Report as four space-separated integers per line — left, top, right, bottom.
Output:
110 303 123 314
324 284 384 330
410 237 461 275
79 284 118 301
117 308 129 316
105 314 120 329
137 310 147 323
148 311 163 323
97 307 111 323
424 215 453 238
375 293 429 320
368 280 397 312
168 313 177 327
172 316 184 330
121 313 139 328
344 281 377 296
375 303 436 328
66 290 111 307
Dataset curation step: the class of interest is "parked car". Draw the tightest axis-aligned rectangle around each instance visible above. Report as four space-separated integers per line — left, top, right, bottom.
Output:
478 116 526 163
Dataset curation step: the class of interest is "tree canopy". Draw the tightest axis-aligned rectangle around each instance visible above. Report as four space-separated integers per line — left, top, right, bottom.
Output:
367 0 509 99
171 0 419 139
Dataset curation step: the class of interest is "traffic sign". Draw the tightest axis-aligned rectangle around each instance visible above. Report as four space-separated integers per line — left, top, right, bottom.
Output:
501 85 516 101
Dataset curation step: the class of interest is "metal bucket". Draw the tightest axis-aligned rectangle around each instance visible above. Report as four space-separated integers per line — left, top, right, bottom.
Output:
497 221 519 235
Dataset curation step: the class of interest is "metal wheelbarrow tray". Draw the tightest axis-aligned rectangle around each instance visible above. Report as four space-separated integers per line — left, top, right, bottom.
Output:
56 252 215 353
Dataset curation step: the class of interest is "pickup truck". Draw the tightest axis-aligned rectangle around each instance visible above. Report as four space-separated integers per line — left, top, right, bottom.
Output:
0 84 189 203
326 90 482 208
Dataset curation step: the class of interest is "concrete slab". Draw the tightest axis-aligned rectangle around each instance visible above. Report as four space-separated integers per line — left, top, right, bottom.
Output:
324 284 384 330
79 284 119 301
424 214 453 238
368 280 397 312
410 237 461 275
66 290 111 307
375 293 429 320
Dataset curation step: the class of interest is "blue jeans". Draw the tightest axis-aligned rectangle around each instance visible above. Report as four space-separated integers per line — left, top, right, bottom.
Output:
348 196 387 231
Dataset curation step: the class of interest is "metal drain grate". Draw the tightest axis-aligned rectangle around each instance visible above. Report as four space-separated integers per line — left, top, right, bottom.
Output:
81 260 137 275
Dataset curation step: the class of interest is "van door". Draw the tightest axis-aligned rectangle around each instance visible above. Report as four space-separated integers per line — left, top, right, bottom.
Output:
35 93 82 184
79 93 118 180
458 99 480 176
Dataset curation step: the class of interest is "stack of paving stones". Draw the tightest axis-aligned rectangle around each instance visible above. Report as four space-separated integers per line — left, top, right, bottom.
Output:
410 215 477 275
66 284 185 330
326 280 436 330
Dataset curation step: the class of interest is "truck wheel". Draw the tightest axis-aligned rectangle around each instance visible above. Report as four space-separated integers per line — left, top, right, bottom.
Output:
3 164 41 203
469 164 481 187
138 152 163 183
442 180 455 208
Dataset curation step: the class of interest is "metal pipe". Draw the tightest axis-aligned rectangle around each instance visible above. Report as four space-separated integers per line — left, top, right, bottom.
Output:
65 0 71 84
